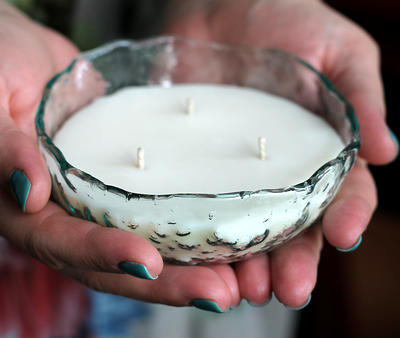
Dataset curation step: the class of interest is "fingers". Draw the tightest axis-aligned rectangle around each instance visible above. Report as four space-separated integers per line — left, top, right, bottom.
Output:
0 16 79 213
322 158 376 250
67 263 235 311
270 225 323 308
208 264 241 307
0 112 51 212
234 254 271 305
0 182 240 311
325 31 398 165
0 189 163 278
233 159 376 309
0 184 239 311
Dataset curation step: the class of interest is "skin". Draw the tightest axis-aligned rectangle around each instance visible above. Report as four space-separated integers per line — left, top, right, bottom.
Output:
0 0 397 311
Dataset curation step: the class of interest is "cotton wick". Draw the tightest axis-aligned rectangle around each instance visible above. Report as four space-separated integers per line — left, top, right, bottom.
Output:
258 137 266 160
186 98 194 115
137 147 145 169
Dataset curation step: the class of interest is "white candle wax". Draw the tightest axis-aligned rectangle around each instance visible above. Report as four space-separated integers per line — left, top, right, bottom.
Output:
53 84 344 195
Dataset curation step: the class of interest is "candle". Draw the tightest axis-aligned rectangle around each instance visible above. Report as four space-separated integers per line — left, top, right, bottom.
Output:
36 37 359 264
53 84 344 195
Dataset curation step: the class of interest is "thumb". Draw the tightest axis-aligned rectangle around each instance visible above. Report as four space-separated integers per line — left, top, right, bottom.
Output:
0 109 51 212
326 35 398 165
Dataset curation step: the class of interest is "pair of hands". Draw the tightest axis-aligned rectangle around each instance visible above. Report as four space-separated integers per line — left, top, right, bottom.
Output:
0 0 397 312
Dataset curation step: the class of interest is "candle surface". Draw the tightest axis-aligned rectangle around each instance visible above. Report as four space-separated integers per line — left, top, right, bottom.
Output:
53 84 344 194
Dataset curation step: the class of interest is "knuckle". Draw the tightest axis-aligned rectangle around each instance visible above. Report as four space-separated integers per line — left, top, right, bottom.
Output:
346 24 380 61
79 273 103 292
81 226 111 271
78 272 118 296
65 269 100 291
366 36 380 60
22 218 66 272
358 28 380 58
366 34 380 52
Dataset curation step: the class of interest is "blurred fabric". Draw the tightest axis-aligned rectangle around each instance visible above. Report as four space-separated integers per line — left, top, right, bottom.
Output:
0 238 88 337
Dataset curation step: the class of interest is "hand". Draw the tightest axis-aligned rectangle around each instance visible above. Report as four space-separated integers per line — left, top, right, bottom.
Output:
162 0 396 308
165 0 398 164
0 3 260 313
0 3 174 312
0 1 391 314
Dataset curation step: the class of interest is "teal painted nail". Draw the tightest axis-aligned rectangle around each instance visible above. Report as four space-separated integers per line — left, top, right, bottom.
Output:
389 128 399 155
337 235 362 253
286 294 312 311
9 170 31 212
191 299 224 313
118 261 157 280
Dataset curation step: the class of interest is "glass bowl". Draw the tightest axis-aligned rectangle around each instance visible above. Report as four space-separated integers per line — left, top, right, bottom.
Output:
35 36 360 264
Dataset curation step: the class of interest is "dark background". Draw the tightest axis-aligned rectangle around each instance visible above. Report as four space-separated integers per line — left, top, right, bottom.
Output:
299 1 400 337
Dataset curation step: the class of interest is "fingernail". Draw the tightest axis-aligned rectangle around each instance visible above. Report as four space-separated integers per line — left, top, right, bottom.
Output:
118 261 157 280
247 295 273 307
228 300 241 311
336 235 362 253
286 294 312 311
9 170 31 212
389 128 399 156
191 299 225 313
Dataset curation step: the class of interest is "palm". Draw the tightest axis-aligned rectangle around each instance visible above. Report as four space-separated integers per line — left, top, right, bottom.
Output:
163 0 386 307
1 21 78 136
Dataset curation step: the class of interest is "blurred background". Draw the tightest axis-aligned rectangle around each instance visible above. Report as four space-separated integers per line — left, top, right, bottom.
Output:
7 0 400 337
300 1 400 337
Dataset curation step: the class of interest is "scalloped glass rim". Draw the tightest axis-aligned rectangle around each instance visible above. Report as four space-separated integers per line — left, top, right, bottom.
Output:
35 36 360 200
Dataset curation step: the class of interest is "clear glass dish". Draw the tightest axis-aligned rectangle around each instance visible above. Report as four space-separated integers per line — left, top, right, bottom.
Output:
35 36 360 264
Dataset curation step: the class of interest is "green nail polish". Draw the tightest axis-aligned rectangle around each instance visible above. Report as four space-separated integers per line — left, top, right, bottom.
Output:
9 170 31 212
389 128 399 155
191 299 224 313
286 294 312 311
118 261 157 280
337 235 362 253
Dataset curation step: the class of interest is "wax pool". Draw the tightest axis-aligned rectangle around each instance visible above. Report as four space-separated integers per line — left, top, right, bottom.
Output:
53 84 344 195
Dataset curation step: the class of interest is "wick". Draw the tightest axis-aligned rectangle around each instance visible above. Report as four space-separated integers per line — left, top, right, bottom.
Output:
186 98 194 115
258 137 266 160
137 147 145 169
